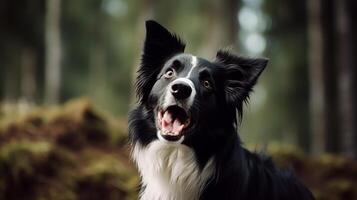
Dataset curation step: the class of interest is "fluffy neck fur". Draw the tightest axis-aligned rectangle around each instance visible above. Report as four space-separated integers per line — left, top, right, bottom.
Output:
132 140 215 200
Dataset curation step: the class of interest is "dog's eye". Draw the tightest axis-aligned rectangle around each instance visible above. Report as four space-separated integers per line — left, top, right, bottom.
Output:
202 80 212 89
164 69 175 79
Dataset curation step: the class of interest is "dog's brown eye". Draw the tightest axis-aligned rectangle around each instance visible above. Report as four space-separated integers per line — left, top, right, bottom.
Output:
203 80 212 89
164 69 175 79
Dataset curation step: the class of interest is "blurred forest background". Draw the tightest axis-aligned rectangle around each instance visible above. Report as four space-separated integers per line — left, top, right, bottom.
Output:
0 0 357 199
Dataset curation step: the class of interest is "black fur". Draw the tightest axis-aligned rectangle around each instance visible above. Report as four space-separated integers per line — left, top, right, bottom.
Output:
129 20 315 200
136 21 186 103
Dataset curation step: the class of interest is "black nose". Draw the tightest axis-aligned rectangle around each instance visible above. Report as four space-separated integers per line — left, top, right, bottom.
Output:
170 82 192 100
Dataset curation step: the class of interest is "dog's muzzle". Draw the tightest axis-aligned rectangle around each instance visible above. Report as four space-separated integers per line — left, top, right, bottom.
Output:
156 78 196 143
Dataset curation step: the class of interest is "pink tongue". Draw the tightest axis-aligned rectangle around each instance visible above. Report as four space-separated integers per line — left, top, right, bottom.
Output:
162 111 184 135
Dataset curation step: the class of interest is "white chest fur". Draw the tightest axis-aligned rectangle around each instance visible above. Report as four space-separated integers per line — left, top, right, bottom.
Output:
132 140 215 200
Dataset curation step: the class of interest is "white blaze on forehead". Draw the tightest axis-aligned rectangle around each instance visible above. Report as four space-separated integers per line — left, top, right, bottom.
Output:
186 56 198 78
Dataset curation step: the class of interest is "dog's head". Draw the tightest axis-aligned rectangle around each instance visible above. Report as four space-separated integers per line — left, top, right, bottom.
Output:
135 20 268 144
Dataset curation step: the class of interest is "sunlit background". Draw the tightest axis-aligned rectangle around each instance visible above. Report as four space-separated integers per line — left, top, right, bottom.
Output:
0 0 357 199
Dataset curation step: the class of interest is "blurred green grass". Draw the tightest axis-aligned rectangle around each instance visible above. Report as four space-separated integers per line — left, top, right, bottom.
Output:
0 99 356 200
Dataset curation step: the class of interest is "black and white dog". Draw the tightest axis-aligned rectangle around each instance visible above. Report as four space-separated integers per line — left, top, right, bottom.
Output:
129 20 314 200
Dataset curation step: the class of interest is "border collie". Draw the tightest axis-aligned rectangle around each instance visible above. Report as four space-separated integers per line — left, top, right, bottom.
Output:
129 20 314 200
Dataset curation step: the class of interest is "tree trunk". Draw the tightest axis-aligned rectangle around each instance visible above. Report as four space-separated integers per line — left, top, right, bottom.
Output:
348 0 357 157
308 0 339 154
198 0 240 57
3 50 20 102
321 0 339 153
21 47 37 102
225 0 240 46
308 0 326 155
336 0 357 158
45 0 62 104
309 0 357 157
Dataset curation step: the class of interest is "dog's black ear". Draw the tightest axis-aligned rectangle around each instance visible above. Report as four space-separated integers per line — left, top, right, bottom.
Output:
136 20 186 103
216 50 268 108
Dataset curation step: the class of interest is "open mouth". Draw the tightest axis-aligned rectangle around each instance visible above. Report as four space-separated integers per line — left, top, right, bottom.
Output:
157 105 191 142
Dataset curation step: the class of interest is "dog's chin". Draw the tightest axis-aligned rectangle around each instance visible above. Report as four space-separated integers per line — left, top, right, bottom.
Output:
156 105 191 143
